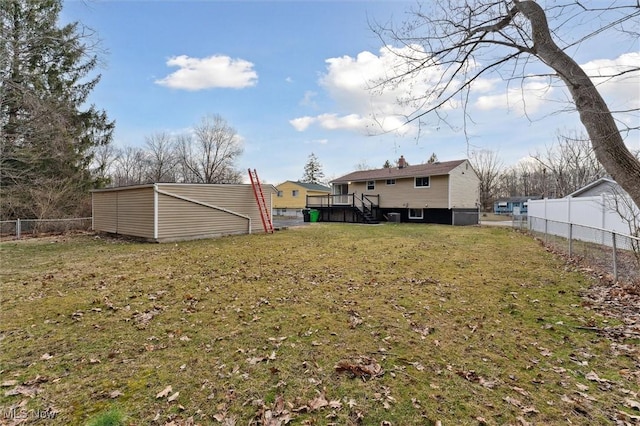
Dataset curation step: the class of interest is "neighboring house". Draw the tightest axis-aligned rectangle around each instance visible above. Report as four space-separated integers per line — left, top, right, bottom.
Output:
307 157 480 225
493 196 541 215
92 183 276 242
273 181 331 217
566 177 623 198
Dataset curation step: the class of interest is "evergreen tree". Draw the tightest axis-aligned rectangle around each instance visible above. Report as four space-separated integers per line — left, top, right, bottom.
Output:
301 152 324 184
427 153 439 164
382 160 392 168
0 0 114 219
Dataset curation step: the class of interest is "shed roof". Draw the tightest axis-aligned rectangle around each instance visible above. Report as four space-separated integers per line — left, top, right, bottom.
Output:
91 182 277 193
331 159 467 183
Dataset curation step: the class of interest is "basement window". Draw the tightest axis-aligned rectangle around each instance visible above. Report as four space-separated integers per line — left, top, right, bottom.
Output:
409 208 423 219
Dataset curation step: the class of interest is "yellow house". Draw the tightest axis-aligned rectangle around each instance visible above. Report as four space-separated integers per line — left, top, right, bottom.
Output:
273 181 331 216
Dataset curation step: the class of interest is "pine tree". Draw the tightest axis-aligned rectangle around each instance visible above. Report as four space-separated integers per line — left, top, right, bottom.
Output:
301 153 324 184
382 160 392 168
427 153 439 164
0 0 114 219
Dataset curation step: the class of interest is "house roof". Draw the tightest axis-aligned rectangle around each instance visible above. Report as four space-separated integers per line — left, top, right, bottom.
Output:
280 181 331 192
567 177 618 197
495 196 541 203
330 159 468 183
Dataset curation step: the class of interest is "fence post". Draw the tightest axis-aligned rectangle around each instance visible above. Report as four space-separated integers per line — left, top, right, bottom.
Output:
16 218 21 240
612 232 618 283
568 223 573 258
544 218 548 245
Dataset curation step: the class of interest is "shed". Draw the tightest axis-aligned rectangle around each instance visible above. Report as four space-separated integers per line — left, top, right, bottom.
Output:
92 183 276 242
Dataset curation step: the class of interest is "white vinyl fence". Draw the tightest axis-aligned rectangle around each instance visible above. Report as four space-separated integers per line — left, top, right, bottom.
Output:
523 195 639 283
527 195 639 244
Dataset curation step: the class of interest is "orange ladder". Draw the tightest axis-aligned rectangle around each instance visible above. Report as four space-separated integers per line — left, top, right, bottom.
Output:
248 169 274 234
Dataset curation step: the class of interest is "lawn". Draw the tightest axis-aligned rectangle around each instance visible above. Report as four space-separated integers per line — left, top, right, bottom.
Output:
0 224 638 425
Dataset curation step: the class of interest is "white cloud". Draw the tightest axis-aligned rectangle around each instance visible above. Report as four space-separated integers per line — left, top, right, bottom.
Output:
582 52 640 110
289 116 315 131
473 52 640 118
475 78 554 114
155 55 257 90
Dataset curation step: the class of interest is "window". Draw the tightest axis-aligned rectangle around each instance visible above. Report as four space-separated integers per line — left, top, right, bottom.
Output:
409 208 423 219
367 180 375 190
277 191 283 197
292 190 299 197
386 179 396 185
415 176 430 187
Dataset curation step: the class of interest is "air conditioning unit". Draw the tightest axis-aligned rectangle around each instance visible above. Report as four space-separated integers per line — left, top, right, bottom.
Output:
388 213 401 223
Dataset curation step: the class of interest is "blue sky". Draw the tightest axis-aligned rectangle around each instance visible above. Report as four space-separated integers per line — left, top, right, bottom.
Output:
61 1 640 184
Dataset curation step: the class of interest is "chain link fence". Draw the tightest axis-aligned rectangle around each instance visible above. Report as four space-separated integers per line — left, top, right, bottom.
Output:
0 218 92 240
514 216 640 284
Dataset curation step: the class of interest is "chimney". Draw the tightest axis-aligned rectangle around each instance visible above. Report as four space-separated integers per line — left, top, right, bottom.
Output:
398 155 407 169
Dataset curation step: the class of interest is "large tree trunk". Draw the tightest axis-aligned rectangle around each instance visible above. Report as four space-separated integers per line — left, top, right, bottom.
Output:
515 0 640 207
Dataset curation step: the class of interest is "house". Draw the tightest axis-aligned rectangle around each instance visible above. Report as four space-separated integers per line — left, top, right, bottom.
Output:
567 177 624 198
92 183 276 242
306 157 480 225
273 181 331 217
493 196 540 215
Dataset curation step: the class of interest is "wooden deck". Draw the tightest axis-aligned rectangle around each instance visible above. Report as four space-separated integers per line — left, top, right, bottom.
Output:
306 194 380 224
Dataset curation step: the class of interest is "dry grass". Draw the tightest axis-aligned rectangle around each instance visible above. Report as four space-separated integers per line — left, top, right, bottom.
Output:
0 224 638 425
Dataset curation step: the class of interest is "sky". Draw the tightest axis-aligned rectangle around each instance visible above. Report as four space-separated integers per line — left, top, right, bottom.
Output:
60 0 640 185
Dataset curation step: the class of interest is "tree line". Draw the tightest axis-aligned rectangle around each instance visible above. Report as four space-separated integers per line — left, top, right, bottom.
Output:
471 130 640 212
91 114 243 188
0 1 242 220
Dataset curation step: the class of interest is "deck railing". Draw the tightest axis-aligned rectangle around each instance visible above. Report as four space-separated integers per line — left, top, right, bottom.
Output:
306 193 379 210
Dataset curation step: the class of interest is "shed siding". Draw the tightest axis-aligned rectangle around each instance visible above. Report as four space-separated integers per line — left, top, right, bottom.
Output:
92 191 118 233
115 188 155 238
349 175 449 209
157 193 249 239
92 183 274 241
448 161 480 209
157 184 273 236
92 187 154 238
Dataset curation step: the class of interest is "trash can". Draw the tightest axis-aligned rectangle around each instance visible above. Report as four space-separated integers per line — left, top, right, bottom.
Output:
309 209 320 222
388 212 400 223
302 209 310 222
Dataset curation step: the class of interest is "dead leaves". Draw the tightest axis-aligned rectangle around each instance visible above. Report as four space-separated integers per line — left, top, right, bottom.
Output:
456 370 497 389
3 375 47 398
335 356 384 380
132 306 164 329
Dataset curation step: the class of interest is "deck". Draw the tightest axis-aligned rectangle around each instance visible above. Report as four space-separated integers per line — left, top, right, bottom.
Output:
306 193 380 224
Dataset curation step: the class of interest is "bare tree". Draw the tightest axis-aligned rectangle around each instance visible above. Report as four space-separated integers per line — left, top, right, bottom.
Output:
90 143 120 187
145 132 177 183
112 147 148 186
175 115 243 184
470 149 503 211
372 0 640 207
532 130 606 197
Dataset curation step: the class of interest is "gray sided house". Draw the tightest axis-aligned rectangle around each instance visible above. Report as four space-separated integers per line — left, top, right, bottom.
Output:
92 183 276 242
307 158 480 225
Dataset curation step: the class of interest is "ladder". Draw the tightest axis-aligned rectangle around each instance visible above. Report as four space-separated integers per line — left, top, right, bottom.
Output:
248 169 274 234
